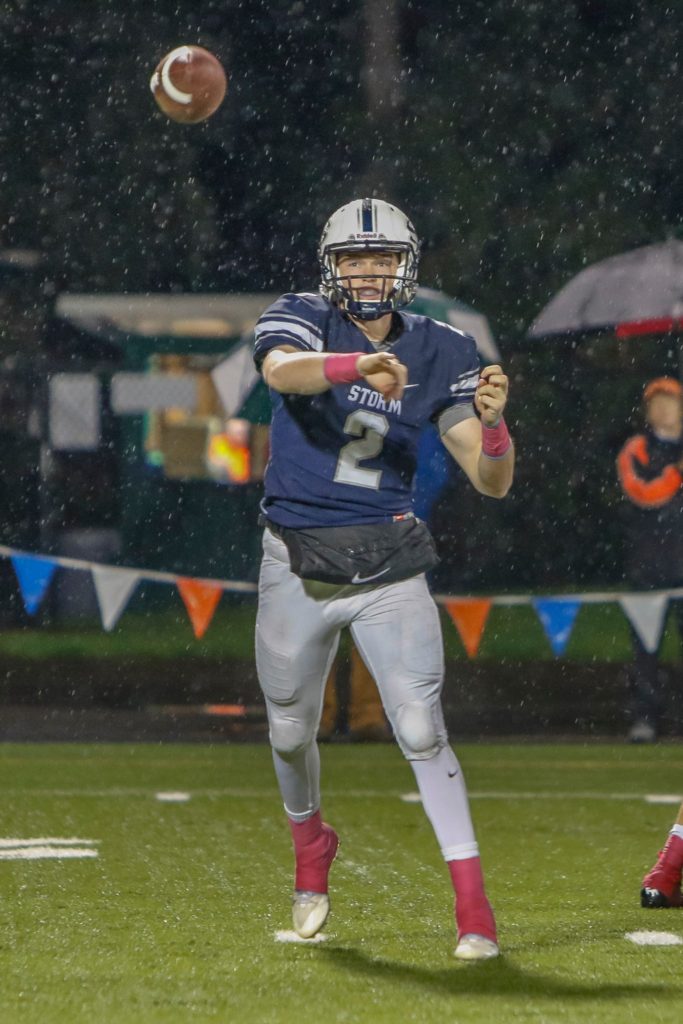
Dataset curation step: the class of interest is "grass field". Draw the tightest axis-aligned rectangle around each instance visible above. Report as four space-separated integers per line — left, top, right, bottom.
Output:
0 742 681 1023
5 600 683 662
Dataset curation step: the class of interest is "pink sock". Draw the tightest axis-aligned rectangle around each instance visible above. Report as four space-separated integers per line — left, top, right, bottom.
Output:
663 832 683 871
288 811 338 892
289 810 323 847
448 857 497 942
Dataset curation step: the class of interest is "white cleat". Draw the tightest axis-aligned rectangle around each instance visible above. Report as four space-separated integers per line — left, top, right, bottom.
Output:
292 891 330 939
454 934 500 961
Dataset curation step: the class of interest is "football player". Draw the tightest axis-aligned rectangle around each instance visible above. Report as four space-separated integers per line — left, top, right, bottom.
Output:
253 198 514 960
641 800 683 908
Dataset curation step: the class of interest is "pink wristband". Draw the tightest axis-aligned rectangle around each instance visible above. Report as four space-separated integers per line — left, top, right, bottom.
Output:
481 417 511 458
323 352 364 385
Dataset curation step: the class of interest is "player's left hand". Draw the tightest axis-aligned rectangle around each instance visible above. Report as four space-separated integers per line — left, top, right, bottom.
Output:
475 364 509 426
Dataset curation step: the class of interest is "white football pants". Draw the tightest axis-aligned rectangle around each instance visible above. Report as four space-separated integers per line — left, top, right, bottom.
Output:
256 528 448 814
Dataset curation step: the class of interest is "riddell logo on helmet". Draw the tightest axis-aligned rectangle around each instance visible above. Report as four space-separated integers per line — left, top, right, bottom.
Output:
349 232 387 240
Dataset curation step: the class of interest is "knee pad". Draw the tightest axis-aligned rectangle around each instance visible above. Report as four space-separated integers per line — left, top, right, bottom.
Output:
394 700 443 760
269 714 314 758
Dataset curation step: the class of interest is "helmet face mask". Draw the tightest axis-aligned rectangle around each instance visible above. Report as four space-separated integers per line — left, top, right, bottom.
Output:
318 198 420 320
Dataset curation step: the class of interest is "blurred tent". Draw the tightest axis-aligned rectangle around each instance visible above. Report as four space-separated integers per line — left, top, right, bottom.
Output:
529 239 683 341
56 292 273 345
411 287 499 361
50 293 276 584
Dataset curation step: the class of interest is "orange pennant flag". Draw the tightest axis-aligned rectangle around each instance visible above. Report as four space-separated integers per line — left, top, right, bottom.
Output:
443 599 492 659
177 578 223 639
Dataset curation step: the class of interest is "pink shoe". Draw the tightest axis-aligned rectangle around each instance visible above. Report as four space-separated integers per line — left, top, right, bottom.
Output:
290 816 339 938
454 895 499 960
641 835 683 908
449 856 499 959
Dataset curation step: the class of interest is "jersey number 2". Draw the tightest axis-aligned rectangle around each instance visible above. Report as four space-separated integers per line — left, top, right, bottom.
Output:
334 410 389 489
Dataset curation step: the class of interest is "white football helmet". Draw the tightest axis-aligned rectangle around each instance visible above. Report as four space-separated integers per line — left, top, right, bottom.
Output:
318 198 420 320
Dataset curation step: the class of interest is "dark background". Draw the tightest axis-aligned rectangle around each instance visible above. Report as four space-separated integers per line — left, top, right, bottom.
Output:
1 0 682 591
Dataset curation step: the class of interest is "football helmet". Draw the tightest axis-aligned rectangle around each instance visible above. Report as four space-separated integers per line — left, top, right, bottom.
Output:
318 198 420 320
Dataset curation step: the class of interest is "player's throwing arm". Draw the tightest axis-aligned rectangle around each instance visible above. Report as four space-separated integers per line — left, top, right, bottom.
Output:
263 347 407 402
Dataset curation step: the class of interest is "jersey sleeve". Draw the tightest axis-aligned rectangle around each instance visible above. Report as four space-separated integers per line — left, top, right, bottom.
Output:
253 293 326 370
432 329 481 435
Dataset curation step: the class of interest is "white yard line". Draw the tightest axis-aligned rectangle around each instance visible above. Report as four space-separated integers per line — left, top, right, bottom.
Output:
0 787 679 803
0 847 98 860
0 837 99 860
0 837 98 847
405 791 683 803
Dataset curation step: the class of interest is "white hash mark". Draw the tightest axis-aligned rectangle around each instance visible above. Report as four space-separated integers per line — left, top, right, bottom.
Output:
0 838 99 861
625 931 683 946
275 930 327 944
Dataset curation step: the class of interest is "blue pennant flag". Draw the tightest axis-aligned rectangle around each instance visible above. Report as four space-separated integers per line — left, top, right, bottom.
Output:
11 555 58 615
532 598 582 656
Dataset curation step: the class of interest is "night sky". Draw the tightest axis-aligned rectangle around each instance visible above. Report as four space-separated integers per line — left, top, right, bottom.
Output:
1 1 681 340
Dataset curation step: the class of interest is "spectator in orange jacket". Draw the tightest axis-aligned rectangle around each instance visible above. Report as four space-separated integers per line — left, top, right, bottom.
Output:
617 376 683 742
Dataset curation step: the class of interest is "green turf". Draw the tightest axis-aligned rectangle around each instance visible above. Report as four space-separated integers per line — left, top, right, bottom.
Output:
5 599 683 663
0 743 681 1023
0 606 260 660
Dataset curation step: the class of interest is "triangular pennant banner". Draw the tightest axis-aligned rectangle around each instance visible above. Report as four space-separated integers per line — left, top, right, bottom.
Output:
211 341 260 419
619 594 669 654
444 599 492 659
177 578 223 639
91 567 141 632
532 598 581 655
11 555 58 615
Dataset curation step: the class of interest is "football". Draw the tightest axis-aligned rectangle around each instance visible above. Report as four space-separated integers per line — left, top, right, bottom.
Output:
150 45 227 124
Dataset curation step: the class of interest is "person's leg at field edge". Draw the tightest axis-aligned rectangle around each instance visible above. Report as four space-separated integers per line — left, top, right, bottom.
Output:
641 800 683 908
627 621 662 743
348 645 391 740
351 574 498 961
318 644 389 741
255 529 341 937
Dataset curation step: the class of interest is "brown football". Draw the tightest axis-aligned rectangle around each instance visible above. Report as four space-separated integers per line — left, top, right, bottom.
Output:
150 45 227 124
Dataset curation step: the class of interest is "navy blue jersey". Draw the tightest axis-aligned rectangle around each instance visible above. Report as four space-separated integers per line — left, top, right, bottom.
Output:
253 292 479 528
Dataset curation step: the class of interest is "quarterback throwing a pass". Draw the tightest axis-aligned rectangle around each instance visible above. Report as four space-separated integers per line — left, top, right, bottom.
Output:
253 198 514 960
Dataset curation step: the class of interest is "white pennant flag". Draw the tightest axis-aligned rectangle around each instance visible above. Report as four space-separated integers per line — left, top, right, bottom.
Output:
211 340 260 419
92 567 141 632
619 594 669 654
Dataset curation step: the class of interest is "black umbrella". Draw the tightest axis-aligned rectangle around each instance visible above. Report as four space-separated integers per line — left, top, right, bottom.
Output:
529 239 683 340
